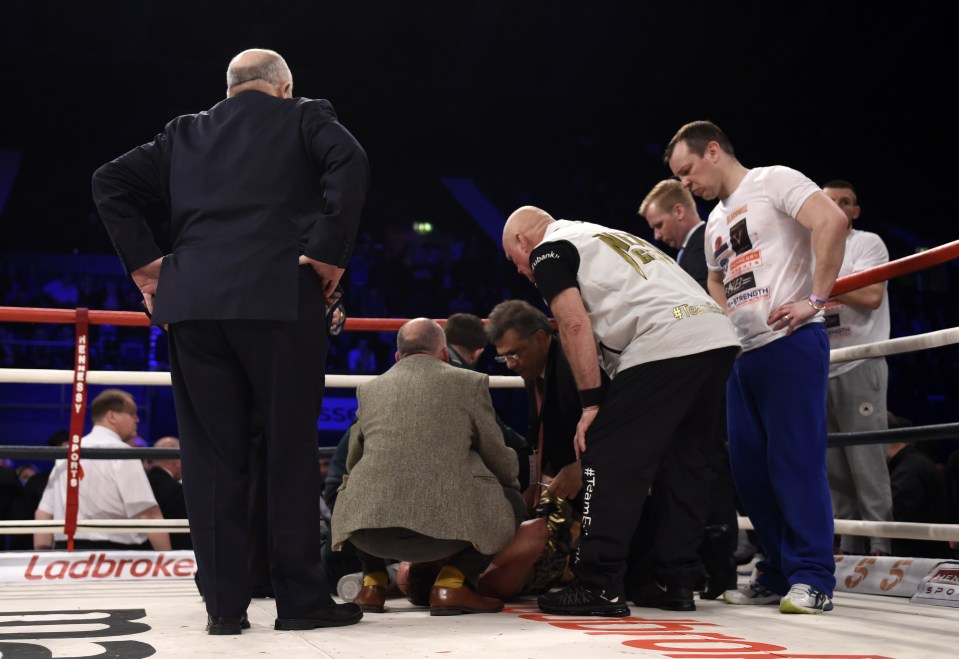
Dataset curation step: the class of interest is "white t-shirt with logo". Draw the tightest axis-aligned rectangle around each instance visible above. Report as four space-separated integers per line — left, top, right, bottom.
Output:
38 425 159 545
532 220 741 378
704 166 822 352
825 229 890 377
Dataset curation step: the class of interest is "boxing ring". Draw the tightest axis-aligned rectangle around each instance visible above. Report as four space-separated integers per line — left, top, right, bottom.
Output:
1 240 958 657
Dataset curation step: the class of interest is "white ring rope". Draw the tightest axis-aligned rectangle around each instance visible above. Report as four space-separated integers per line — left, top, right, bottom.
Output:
737 516 959 542
0 519 191 534
5 517 959 542
0 369 525 389
1 325 956 386
829 326 959 363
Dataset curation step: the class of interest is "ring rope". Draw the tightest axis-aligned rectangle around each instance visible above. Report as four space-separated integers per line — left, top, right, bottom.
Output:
0 239 955 330
5 517 959 542
0 369 525 389
829 239 959 296
830 326 959 363
4 321 957 387
738 516 959 543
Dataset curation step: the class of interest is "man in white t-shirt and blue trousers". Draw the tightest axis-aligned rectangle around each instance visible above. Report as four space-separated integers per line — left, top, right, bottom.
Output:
666 121 848 614
821 180 894 556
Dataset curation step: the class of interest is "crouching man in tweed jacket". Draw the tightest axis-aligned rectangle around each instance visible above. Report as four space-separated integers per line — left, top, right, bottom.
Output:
332 318 524 615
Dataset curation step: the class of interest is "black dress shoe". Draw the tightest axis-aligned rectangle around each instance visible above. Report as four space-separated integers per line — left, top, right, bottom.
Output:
274 602 363 630
206 613 250 635
632 580 695 611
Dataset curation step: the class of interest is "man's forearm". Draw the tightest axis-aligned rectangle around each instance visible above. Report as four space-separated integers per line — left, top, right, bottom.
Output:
550 289 602 392
136 505 172 551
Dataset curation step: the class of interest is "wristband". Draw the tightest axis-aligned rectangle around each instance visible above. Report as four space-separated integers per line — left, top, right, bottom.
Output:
810 294 829 306
578 386 606 408
807 296 826 312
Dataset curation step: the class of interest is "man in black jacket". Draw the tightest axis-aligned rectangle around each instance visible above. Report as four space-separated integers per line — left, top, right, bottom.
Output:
147 436 191 550
638 179 707 288
92 48 368 635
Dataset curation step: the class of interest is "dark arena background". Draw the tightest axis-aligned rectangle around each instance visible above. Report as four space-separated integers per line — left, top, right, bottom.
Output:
1 1 957 457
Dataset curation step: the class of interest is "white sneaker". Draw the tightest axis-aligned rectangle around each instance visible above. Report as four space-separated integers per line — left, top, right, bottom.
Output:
722 581 780 605
779 583 833 614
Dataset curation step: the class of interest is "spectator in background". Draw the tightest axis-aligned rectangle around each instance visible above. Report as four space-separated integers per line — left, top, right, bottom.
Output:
821 179 894 557
348 338 378 374
42 273 79 307
16 464 38 486
886 440 951 558
1 461 32 550
34 389 171 551
945 448 959 557
148 436 191 550
22 431 69 514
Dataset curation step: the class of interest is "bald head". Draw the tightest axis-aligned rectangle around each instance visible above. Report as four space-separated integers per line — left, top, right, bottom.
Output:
226 48 293 98
396 318 448 361
502 206 556 283
152 436 182 480
503 206 554 242
154 436 180 450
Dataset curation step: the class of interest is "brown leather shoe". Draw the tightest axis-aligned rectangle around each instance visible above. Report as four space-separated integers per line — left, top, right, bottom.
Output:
429 586 504 616
354 585 386 613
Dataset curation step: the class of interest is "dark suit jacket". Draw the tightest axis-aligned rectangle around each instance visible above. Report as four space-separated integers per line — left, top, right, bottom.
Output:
92 90 369 325
678 223 708 291
148 466 192 550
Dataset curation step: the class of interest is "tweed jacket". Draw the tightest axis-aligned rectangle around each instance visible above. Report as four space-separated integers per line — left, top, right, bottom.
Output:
331 356 520 556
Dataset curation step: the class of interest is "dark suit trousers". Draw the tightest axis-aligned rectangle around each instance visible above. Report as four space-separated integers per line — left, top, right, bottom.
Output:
169 266 332 618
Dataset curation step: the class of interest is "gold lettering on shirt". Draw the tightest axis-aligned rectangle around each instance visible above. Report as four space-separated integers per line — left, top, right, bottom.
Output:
672 303 726 320
595 231 672 279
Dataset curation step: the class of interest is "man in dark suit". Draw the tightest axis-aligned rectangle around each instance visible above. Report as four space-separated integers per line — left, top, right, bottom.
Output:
92 48 368 635
147 436 191 550
639 179 707 288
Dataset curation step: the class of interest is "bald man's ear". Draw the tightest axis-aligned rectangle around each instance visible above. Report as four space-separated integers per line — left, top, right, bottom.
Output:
516 231 532 251
394 351 401 363
279 81 293 98
440 346 450 363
